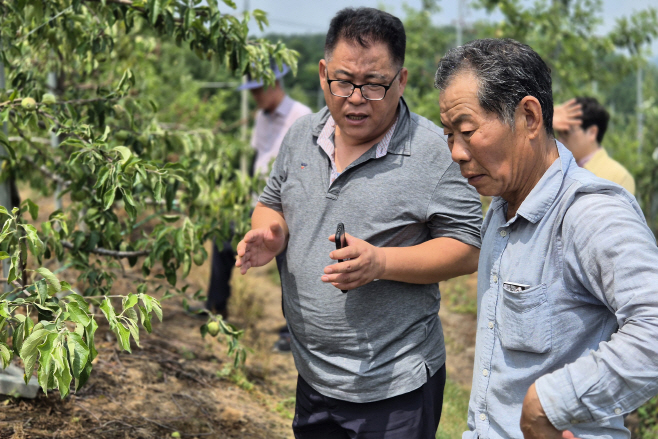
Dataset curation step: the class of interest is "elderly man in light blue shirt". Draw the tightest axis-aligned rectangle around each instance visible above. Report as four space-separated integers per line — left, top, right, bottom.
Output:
436 38 658 439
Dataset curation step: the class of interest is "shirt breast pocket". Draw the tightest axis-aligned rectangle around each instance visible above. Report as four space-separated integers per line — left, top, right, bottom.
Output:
500 283 552 354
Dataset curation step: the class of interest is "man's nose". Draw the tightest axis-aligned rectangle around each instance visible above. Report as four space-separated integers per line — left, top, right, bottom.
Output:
347 87 367 105
450 138 471 164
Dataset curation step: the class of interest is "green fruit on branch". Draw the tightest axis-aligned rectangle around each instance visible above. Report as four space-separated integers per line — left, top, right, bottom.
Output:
207 321 220 336
21 97 37 111
41 93 57 105
193 251 204 266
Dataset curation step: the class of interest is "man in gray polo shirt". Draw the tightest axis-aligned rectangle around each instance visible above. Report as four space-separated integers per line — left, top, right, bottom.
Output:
236 8 482 438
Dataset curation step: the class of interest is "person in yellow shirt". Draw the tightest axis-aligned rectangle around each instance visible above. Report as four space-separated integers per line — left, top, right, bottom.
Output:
554 97 635 195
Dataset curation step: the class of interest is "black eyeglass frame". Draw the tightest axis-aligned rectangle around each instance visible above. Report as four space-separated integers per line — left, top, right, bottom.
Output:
325 68 403 101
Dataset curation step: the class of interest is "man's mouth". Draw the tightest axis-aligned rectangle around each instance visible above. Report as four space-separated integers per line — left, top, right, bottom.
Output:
347 114 367 121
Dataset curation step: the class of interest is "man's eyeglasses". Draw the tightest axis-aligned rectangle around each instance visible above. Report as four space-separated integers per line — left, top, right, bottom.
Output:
325 69 402 101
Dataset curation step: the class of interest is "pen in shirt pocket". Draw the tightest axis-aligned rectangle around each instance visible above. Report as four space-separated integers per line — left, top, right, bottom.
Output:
502 282 531 293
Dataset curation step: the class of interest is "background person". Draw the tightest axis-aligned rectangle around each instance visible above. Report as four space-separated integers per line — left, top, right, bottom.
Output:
554 96 635 194
436 38 658 439
205 64 311 351
236 7 482 438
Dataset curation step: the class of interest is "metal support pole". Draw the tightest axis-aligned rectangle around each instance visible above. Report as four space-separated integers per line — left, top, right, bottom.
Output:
456 0 464 47
239 0 250 176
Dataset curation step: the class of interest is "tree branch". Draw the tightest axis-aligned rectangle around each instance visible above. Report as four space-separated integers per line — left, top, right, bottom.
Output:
0 96 120 110
60 240 150 258
21 155 71 189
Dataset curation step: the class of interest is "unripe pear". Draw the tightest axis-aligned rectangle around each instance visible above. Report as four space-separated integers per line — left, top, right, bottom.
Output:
193 251 204 266
207 321 220 336
21 97 37 111
41 93 57 105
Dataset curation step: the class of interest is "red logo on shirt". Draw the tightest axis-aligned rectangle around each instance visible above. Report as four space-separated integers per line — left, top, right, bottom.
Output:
301 162 308 169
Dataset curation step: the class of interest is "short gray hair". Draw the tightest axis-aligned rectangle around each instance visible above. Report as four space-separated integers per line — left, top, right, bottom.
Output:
435 38 553 135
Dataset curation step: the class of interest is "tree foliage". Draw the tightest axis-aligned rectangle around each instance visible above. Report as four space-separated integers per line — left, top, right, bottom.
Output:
0 0 298 398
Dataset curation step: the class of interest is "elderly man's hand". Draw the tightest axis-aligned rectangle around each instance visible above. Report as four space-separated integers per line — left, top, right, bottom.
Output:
521 383 581 439
321 233 386 290
235 221 286 275
553 98 583 132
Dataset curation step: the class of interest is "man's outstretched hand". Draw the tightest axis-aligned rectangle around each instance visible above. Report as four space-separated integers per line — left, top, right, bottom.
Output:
235 221 286 274
321 233 386 290
520 383 581 439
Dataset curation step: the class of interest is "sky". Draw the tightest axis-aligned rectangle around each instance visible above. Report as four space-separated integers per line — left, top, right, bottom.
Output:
243 0 658 60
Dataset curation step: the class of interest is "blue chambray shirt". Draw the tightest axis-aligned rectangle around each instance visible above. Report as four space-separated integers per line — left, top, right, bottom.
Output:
464 142 658 439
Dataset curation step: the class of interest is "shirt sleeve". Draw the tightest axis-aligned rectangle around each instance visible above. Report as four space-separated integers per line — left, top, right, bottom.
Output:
425 161 483 248
257 131 290 213
535 192 658 429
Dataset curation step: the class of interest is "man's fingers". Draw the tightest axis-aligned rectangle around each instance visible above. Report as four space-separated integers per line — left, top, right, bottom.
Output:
562 431 576 439
330 246 360 261
324 258 360 274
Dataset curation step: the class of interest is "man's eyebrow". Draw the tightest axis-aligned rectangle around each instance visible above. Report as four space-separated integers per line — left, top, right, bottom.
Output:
363 72 388 81
332 70 388 82
446 113 472 127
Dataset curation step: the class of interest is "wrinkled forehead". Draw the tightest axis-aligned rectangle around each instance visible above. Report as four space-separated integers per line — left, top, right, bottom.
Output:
439 71 482 111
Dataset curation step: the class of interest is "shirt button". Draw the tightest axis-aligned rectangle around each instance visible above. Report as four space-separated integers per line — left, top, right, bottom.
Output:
479 413 487 421
614 408 622 415
493 275 498 283
488 321 494 329
500 230 507 237
482 369 489 377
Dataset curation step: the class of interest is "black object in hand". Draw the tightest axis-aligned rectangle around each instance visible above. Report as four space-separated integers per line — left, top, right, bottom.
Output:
335 223 348 293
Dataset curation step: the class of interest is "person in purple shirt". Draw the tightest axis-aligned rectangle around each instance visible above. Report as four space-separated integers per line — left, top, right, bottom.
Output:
436 38 658 439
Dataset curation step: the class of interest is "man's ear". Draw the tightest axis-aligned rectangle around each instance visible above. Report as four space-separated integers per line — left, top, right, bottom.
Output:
585 125 599 142
319 60 327 87
518 96 544 139
397 67 408 97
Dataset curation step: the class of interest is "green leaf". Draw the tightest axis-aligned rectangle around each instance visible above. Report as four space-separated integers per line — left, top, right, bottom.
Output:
0 206 8 216
100 299 117 329
53 346 72 398
112 146 131 164
0 342 12 369
138 305 152 333
94 167 110 189
67 293 90 312
122 293 138 310
126 318 140 347
67 302 91 327
103 187 116 211
20 329 51 378
151 298 163 322
151 0 162 24
86 318 98 361
36 279 49 304
36 267 61 294
115 322 131 353
25 199 39 221
36 332 57 390
38 359 55 393
66 333 89 381
21 224 43 253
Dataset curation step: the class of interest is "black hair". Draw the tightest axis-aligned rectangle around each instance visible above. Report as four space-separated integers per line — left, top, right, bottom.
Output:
434 38 554 136
575 96 609 144
325 8 406 68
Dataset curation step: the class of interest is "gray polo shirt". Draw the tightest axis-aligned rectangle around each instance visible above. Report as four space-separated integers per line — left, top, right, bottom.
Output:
259 98 482 403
